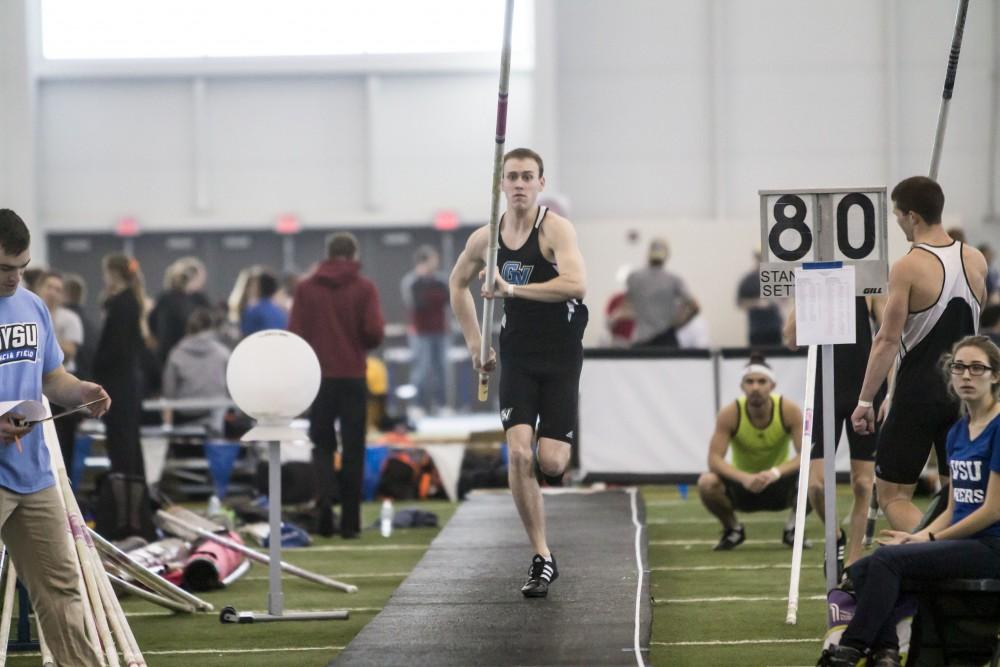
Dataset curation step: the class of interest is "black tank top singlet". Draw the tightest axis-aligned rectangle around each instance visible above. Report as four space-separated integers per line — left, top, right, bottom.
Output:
497 206 588 360
895 242 980 404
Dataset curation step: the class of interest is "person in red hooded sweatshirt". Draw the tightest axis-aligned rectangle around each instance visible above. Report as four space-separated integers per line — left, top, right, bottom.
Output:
290 232 385 537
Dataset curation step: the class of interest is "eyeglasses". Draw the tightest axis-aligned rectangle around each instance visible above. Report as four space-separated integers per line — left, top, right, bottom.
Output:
949 362 996 377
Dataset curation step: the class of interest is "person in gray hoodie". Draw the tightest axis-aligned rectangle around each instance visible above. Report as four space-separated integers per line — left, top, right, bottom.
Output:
162 307 231 434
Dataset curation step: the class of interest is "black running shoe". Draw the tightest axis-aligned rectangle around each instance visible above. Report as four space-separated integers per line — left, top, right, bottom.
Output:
823 530 847 581
521 554 558 598
836 529 846 580
713 524 746 551
870 647 901 667
782 527 813 549
816 644 865 666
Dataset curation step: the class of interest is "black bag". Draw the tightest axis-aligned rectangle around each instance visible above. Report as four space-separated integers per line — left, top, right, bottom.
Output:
255 461 318 505
458 450 508 500
377 456 421 500
94 472 157 541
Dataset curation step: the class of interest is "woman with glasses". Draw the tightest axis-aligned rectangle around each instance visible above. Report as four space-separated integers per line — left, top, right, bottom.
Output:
819 335 1000 667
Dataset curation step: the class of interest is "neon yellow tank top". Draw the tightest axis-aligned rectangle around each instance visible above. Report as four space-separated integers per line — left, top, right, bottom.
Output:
731 393 790 473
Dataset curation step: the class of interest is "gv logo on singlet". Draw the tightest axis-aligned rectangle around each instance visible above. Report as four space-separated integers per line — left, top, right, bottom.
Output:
501 261 534 286
0 323 39 365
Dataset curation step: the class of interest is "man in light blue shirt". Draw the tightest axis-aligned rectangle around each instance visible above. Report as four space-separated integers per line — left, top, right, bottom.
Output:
0 209 109 665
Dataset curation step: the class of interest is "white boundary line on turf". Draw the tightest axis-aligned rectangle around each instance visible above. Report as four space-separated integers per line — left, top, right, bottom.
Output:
243 571 411 581
653 638 821 647
3 646 347 659
627 487 647 667
650 539 831 546
251 544 426 552
651 563 810 572
148 645 347 656
646 516 809 525
643 499 689 507
656 595 825 604
120 607 383 618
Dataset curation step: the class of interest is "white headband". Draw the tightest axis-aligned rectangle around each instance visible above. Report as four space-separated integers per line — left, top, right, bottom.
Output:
743 364 776 383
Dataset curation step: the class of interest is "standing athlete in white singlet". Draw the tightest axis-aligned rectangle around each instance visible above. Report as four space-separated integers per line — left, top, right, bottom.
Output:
852 176 988 531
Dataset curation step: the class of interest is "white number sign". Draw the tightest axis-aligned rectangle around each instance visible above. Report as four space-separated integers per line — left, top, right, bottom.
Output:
758 188 888 298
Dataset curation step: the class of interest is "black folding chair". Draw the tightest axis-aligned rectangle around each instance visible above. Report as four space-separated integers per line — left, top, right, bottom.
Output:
903 578 1000 667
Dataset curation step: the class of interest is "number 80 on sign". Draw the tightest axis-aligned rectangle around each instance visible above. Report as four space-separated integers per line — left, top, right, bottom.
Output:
758 188 889 298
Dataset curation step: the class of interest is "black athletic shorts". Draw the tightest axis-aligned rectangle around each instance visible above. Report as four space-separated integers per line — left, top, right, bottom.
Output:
723 475 797 513
809 356 885 462
809 398 878 462
874 400 958 484
498 349 582 446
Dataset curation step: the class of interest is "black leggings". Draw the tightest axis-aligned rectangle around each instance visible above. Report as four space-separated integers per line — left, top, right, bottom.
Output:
841 537 1000 651
102 382 144 478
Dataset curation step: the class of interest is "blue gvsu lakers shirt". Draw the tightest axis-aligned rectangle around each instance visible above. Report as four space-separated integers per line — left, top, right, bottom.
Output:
947 413 1000 538
0 286 63 493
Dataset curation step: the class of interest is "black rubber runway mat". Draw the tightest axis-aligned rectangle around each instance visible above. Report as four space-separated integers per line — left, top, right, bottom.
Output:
332 488 651 666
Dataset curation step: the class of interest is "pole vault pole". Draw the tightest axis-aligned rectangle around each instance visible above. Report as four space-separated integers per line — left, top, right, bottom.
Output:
478 0 515 401
786 345 818 624
929 0 970 179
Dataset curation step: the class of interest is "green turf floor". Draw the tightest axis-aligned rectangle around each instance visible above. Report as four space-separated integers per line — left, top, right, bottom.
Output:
5 487 914 665
645 484 928 667
8 499 459 666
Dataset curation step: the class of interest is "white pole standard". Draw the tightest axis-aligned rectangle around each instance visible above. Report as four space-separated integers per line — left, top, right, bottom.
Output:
821 344 839 593
267 441 283 616
786 344 818 624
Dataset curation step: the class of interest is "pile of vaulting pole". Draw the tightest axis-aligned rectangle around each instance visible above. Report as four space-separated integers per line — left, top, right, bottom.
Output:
33 406 209 665
38 415 145 666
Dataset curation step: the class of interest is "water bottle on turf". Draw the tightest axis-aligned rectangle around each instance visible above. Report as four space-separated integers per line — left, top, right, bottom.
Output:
380 498 394 538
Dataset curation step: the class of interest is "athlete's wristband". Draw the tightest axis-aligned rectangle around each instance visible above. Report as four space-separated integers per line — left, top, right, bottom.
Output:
857 399 873 408
506 283 515 298
769 466 781 481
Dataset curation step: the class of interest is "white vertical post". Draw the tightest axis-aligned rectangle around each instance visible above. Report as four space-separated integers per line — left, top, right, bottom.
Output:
267 441 283 616
821 344 838 592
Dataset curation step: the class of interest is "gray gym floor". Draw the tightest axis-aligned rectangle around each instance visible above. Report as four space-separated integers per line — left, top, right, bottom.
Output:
332 488 651 667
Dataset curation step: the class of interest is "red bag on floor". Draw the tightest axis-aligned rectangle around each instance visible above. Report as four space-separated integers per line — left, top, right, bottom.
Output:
181 531 249 591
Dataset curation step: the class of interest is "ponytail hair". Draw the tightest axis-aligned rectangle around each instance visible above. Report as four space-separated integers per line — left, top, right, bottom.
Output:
103 253 148 325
